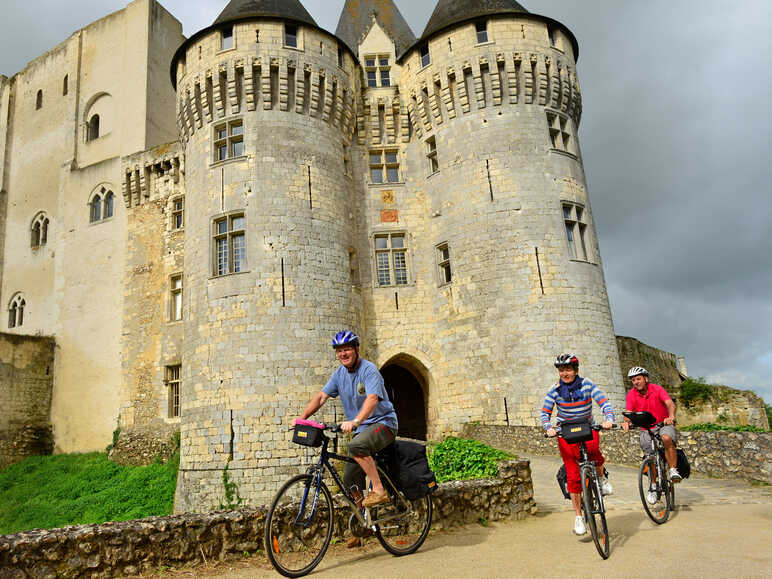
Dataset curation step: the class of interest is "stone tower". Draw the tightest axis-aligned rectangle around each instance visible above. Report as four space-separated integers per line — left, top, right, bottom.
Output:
168 0 624 510
170 0 363 510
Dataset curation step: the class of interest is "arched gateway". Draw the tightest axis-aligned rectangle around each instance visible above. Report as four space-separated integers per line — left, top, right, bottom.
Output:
380 354 430 440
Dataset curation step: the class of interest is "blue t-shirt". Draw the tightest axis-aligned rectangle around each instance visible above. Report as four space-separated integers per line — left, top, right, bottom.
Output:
322 359 398 433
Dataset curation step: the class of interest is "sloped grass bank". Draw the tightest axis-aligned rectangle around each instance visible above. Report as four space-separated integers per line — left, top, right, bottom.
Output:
0 452 178 535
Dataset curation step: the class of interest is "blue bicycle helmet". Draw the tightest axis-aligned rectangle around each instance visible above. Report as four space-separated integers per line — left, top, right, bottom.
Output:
332 330 359 348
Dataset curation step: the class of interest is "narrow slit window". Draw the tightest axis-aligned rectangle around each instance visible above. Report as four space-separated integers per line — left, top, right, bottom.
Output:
437 242 452 285
166 365 181 418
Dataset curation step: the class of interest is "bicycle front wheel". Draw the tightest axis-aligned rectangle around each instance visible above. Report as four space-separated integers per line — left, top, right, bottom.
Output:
373 493 432 556
264 474 334 578
638 456 670 524
582 471 609 559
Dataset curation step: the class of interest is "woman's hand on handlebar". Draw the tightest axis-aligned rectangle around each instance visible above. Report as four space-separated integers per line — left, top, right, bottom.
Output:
601 421 614 430
546 427 557 437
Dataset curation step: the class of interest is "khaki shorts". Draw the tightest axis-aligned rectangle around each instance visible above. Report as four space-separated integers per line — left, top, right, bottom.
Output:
343 423 396 492
639 424 678 455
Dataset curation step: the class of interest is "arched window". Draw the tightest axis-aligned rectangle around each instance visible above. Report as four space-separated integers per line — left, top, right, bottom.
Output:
104 191 114 219
31 213 50 248
8 294 25 328
90 194 102 222
88 114 100 141
36 90 43 110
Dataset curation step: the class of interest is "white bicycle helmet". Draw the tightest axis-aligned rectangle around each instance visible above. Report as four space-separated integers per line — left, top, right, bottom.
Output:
627 366 649 378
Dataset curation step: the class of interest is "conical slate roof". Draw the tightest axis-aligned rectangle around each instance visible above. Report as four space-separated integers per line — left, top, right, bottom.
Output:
336 0 417 57
213 0 317 28
421 0 528 39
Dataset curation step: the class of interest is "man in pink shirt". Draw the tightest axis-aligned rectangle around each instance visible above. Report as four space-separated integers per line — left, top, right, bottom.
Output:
622 366 682 498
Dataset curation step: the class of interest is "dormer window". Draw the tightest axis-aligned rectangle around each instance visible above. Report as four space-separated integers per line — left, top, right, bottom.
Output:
419 45 430 68
475 21 489 44
221 25 234 50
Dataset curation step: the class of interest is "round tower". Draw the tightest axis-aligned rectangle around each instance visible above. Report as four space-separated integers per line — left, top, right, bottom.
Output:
170 0 361 510
381 0 625 434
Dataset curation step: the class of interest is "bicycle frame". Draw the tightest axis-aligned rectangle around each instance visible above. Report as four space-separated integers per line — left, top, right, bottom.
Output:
297 429 410 531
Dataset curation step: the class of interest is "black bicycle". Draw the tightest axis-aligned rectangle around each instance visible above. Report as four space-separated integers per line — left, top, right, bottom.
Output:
547 422 613 559
623 411 675 524
264 421 432 578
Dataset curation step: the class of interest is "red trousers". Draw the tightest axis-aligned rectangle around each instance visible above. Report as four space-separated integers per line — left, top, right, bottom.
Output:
558 430 604 494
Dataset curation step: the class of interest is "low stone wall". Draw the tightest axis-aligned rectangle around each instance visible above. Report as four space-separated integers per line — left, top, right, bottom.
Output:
464 424 772 483
0 460 533 578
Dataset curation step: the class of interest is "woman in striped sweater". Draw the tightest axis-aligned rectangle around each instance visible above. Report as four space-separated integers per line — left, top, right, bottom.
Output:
542 353 616 536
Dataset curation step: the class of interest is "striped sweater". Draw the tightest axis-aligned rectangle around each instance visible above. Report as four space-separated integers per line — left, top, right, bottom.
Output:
541 377 615 431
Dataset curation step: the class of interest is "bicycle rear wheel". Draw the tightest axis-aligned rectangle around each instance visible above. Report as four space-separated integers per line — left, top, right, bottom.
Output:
264 474 334 578
638 456 670 524
582 471 609 559
373 492 432 556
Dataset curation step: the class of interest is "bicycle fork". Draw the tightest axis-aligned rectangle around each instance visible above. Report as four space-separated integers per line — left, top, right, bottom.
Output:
294 470 324 528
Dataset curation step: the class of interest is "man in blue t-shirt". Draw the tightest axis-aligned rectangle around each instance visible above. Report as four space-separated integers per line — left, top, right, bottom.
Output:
293 330 398 512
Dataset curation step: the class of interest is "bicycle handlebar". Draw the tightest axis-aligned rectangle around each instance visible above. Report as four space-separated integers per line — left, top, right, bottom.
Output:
544 424 617 438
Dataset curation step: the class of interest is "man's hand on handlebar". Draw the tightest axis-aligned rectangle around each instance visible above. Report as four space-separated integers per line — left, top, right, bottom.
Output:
340 421 356 434
663 417 676 426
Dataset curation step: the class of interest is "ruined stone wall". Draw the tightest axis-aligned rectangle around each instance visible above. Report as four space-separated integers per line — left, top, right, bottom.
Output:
0 459 533 577
616 336 683 391
0 333 55 469
465 424 772 484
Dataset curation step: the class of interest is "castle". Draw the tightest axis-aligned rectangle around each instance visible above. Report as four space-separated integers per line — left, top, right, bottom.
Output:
0 0 625 511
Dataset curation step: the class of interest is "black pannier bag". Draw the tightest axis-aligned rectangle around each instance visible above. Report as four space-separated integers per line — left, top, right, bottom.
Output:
389 441 438 500
556 464 570 499
676 448 691 479
560 419 593 444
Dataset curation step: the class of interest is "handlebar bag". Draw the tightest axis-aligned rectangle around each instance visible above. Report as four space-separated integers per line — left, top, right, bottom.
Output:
292 419 325 447
561 419 593 444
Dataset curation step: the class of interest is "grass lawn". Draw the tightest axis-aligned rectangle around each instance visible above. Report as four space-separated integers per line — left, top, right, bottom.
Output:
0 451 178 535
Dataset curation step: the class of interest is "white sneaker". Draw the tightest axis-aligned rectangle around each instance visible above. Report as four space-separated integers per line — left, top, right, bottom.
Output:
669 468 682 483
574 515 587 535
647 490 658 505
600 476 613 496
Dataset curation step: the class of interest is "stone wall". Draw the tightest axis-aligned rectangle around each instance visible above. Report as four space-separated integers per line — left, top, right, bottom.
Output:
0 334 55 469
464 424 771 484
616 336 683 391
0 460 533 578
107 423 178 467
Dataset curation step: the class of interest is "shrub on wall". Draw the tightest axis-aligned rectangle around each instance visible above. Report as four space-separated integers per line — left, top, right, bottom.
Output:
428 437 513 483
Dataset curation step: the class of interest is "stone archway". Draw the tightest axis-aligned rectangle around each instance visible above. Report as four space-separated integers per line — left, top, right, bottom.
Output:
381 362 427 440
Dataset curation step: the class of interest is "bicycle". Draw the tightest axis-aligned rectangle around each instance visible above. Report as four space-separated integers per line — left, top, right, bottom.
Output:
547 421 614 559
264 420 433 578
623 411 675 524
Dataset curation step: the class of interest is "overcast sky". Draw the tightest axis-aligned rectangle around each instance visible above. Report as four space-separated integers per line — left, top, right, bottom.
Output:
2 1 771 404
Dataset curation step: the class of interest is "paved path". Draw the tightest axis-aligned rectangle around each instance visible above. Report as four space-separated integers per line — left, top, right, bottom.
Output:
142 454 772 579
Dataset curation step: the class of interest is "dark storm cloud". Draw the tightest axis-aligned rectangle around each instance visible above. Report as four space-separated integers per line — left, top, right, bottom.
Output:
2 1 770 400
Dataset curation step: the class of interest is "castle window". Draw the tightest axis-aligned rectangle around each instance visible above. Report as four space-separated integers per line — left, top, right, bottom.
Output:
63 75 68 96
172 196 184 229
562 202 590 261
369 149 400 184
338 44 344 67
364 54 391 87
8 294 25 329
31 213 50 248
475 21 489 44
166 365 181 418
436 242 452 285
87 114 100 141
169 274 183 321
90 194 102 222
343 144 352 177
213 213 246 276
104 191 114 219
213 119 244 162
285 24 298 48
546 110 574 155
36 90 43 110
221 25 234 50
375 233 408 286
419 45 430 68
426 136 439 174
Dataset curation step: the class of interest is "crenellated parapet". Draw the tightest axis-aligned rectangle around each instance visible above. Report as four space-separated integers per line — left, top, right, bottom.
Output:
120 142 183 208
175 53 357 143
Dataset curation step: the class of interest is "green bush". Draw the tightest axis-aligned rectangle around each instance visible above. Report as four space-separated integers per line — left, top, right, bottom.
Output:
427 437 513 483
678 377 717 407
680 423 766 433
765 403 772 426
0 451 179 535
